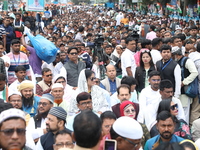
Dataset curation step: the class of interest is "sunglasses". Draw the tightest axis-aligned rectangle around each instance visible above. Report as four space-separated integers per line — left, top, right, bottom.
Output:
69 52 78 55
170 104 178 110
46 74 52 77
90 77 96 81
0 128 26 136
125 109 135 114
121 137 139 148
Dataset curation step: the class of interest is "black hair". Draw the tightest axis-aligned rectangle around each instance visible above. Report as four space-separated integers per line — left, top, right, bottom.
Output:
85 69 94 80
54 76 66 83
76 92 92 104
0 73 6 82
180 141 197 150
171 36 181 43
15 13 21 17
148 70 160 78
11 39 20 46
41 68 51 75
177 33 186 41
125 37 136 45
150 25 156 31
160 79 173 91
105 45 112 49
160 27 166 32
156 110 176 123
197 42 200 53
160 44 171 52
190 25 198 30
152 38 162 48
0 103 13 114
67 46 78 54
141 39 151 48
117 84 131 95
78 26 84 32
157 98 172 115
54 129 72 142
139 51 154 68
100 111 117 123
154 142 184 150
121 76 137 87
73 110 102 148
14 65 26 73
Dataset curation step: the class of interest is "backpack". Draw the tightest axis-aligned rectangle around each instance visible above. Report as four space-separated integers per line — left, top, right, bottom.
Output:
180 57 198 98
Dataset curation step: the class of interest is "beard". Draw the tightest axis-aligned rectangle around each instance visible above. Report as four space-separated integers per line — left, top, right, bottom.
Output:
22 95 34 108
37 109 50 120
160 131 173 140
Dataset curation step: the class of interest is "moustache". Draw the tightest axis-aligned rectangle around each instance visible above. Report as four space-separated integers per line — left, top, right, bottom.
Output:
163 131 171 134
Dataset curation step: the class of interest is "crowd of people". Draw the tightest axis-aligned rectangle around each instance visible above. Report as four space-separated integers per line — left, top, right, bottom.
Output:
1 4 200 150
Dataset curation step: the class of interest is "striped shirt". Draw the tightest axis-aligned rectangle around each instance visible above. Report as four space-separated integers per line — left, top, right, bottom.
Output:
7 52 30 84
0 25 6 39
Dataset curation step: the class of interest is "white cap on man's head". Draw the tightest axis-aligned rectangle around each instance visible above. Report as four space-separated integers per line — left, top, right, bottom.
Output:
113 116 143 139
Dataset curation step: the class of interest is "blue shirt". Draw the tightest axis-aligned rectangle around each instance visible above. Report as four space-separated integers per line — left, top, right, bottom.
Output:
144 134 184 150
100 78 117 95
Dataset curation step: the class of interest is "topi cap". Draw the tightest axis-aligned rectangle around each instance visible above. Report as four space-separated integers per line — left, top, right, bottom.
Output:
40 93 54 103
113 116 143 140
52 83 64 89
49 107 67 121
171 46 182 55
8 91 22 98
0 108 25 124
17 80 34 91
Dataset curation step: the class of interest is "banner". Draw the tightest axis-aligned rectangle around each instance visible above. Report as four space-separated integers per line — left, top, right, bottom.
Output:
27 0 44 12
0 0 8 11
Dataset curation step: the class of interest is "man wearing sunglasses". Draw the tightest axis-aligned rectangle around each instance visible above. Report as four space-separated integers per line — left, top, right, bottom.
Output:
0 108 27 150
26 93 54 143
36 68 53 96
60 46 86 87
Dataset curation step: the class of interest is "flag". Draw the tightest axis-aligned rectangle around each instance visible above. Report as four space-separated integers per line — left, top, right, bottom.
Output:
198 0 200 13
156 2 161 10
177 2 182 14
166 3 175 12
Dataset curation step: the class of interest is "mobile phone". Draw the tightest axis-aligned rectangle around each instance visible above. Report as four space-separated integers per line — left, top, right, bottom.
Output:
104 139 117 150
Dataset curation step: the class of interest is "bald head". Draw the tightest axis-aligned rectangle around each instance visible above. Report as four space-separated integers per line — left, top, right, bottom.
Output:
106 65 116 80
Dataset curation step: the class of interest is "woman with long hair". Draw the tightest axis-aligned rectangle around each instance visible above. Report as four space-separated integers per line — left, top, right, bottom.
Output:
68 69 109 115
150 99 192 140
135 50 155 93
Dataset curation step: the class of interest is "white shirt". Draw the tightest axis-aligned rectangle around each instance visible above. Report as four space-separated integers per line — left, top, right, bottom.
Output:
8 79 21 93
121 49 136 77
26 117 46 140
24 26 31 44
150 49 162 65
137 86 161 130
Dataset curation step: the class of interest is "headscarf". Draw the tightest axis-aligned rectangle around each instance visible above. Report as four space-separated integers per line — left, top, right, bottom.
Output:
120 101 136 119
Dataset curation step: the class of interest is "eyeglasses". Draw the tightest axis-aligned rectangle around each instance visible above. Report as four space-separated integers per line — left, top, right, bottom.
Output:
0 128 26 136
121 137 140 148
57 81 66 84
38 102 49 107
170 103 178 110
10 100 22 103
90 77 96 81
45 74 53 77
54 142 74 148
69 52 78 55
80 101 92 106
125 109 135 114
151 79 161 82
